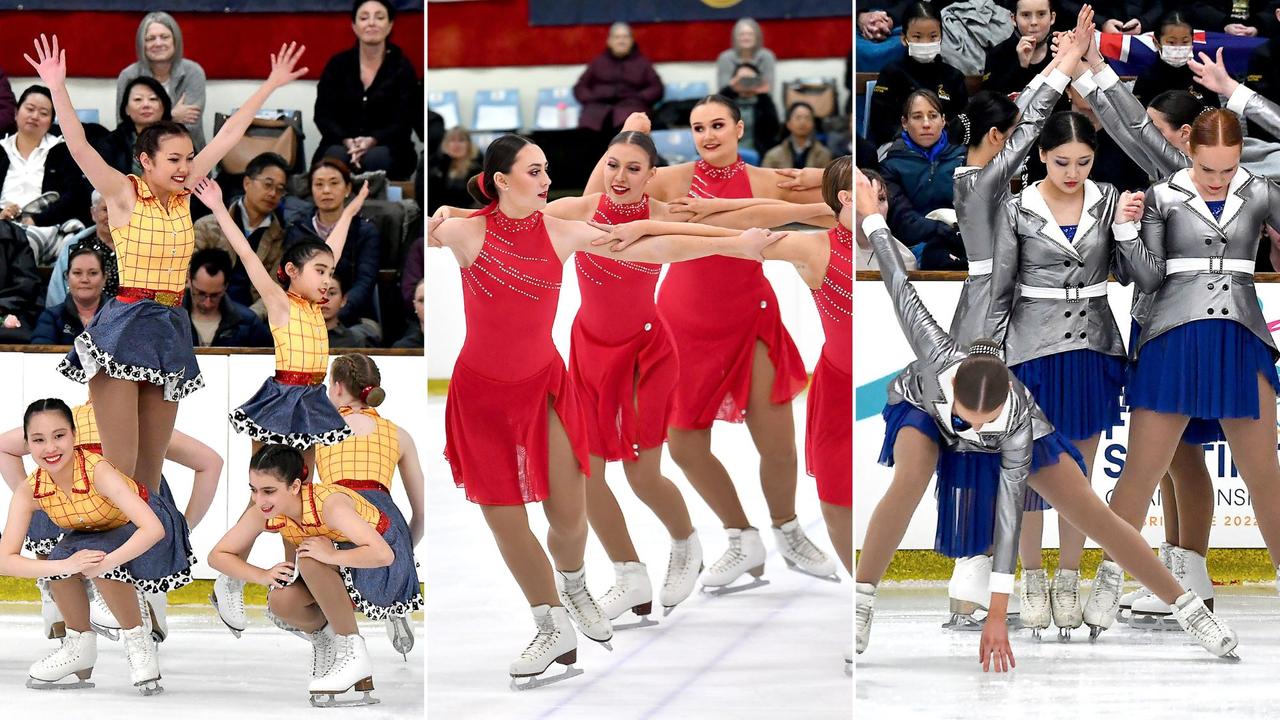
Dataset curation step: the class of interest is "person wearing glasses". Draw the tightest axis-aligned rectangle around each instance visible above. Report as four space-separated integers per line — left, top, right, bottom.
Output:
182 247 271 348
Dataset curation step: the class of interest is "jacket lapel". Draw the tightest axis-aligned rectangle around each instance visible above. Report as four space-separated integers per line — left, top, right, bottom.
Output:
1020 182 1084 261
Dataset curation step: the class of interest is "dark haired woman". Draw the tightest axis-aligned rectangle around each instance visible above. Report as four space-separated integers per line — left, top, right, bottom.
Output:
0 85 91 228
982 0 1065 107
97 76 173 177
25 34 307 500
867 2 970 146
763 101 833 170
0 399 193 694
986 110 1146 638
1132 11 1222 108
430 132 782 687
854 169 1239 670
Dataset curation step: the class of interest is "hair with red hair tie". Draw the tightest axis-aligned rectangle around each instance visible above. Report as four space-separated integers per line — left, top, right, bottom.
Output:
359 385 374 403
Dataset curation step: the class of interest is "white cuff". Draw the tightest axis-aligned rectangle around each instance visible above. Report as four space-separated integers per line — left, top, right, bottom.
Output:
1045 69 1070 94
1072 69 1098 97
1094 64 1120 91
989 572 1015 596
1112 222 1139 241
1227 84 1257 117
861 214 889 238
1023 74 1045 94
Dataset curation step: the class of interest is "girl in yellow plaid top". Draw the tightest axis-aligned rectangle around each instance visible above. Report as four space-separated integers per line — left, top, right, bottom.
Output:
196 179 369 463
23 34 307 510
210 444 419 704
0 400 193 693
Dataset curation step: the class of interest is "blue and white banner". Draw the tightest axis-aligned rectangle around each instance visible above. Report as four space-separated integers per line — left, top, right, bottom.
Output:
529 0 848 26
1097 29 1265 77
0 1 422 11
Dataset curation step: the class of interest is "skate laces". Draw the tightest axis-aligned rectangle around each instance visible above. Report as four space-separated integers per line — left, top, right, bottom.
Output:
667 541 693 579
223 576 246 615
310 630 335 677
782 525 826 563
560 575 604 624
124 629 153 670
1181 600 1229 641
1097 564 1123 595
709 538 746 573
520 614 559 661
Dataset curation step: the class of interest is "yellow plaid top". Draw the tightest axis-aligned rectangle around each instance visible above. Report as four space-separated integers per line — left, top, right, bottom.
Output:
317 408 401 491
114 175 194 293
29 450 146 532
264 483 385 545
273 293 329 375
73 401 100 449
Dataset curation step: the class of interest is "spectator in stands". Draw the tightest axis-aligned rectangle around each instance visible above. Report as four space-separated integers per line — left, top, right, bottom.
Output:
0 86 92 228
1188 0 1272 34
285 158 380 328
400 234 422 314
1133 10 1222 108
323 269 379 348
115 11 207 148
31 244 105 345
574 22 664 137
183 248 271 348
392 278 423 350
716 18 777 97
0 219 38 342
1057 0 1162 34
983 0 1061 102
856 134 881 171
0 68 15 137
430 127 482 212
867 2 969 146
855 169 919 270
314 0 419 180
96 76 172 175
47 191 117 308
1243 4 1280 141
718 63 781 152
193 152 289 319
764 102 834 169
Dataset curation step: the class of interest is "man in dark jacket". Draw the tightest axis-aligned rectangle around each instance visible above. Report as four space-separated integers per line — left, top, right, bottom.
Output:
0 220 38 342
574 22 664 135
183 248 270 348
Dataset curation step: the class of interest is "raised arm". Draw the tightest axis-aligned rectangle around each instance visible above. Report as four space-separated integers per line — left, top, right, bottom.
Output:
189 42 308 181
396 428 425 546
1194 45 1280 141
193 179 288 321
322 183 371 263
986 201 1020 346
542 194 596 221
166 429 223 529
1083 61 1185 176
585 112 652 195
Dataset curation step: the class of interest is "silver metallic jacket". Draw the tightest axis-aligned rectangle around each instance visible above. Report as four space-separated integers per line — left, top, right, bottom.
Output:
949 70 1070 346
988 180 1138 366
865 214 1054 585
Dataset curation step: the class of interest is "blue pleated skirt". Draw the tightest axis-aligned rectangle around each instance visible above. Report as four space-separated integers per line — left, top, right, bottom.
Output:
1011 349 1125 441
229 378 353 449
337 486 423 620
880 402 1086 557
1128 319 1280 419
1128 319 1225 443
24 509 63 555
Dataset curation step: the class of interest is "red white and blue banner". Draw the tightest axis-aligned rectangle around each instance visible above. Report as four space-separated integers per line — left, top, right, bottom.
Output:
1097 29 1266 77
529 0 848 26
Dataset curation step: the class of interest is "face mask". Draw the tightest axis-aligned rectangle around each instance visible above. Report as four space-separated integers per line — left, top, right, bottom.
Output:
908 41 942 62
1161 45 1193 67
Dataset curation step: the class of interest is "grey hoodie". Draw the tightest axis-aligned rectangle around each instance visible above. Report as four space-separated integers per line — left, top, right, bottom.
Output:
114 11 207 148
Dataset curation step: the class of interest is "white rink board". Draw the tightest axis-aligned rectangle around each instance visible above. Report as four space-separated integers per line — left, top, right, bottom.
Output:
0 351 426 579
854 279 1280 551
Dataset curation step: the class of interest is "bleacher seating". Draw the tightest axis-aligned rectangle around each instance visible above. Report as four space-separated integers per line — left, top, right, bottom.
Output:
428 90 461 129
533 87 581 130
651 128 697 165
472 89 521 132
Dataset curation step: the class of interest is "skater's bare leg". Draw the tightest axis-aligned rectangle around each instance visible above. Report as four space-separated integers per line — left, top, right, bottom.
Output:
134 384 178 493
854 427 938 585
1102 410 1188 561
668 427 750 529
95 579 143 629
48 577 91 632
90 375 139 477
621 447 695 540
1056 434 1099 572
543 407 589 573
297 557 359 635
481 505 557 607
1160 473 1179 545
584 455 640 563
1220 374 1280 567
1020 512 1044 570
1169 442 1214 555
1030 461 1183 603
266 582 326 633
744 341 799 527
820 500 852 574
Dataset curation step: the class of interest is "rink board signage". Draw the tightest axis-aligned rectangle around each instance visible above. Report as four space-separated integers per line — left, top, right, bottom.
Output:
529 0 848 25
854 280 1273 550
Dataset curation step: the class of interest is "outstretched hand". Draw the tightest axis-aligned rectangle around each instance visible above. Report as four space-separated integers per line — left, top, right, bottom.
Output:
427 215 446 248
23 34 67 88
1188 47 1237 97
192 177 225 210
267 42 309 88
738 227 780 261
344 181 372 216
855 170 880 219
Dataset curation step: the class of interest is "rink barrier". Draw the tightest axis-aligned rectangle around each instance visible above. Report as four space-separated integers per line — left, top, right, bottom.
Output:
0 576 426 609
865 549 1280 584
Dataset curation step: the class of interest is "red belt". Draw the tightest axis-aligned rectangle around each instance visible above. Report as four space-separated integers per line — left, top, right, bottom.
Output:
335 479 390 494
78 443 103 455
275 370 326 386
117 286 185 308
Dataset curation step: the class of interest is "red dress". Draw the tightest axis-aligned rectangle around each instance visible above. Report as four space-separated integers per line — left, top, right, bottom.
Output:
444 209 591 505
656 158 808 429
568 194 680 461
807 225 853 508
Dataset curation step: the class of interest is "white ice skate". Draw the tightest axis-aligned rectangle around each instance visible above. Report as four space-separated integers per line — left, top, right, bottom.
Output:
122 625 163 696
599 561 657 630
27 628 96 690
210 573 247 638
266 604 310 641
701 527 769 595
86 580 120 641
510 605 582 691
1083 560 1124 641
309 634 379 707
944 555 991 631
1170 591 1239 660
1050 568 1084 641
660 531 703 616
1019 568 1051 639
307 625 338 679
773 519 839 581
855 582 876 654
144 592 168 643
1119 542 1171 624
385 615 415 659
36 578 65 640
1132 547 1215 631
556 567 614 649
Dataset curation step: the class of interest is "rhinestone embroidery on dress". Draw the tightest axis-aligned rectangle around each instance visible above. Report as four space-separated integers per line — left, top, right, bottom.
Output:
462 210 560 301
601 193 650 219
813 226 853 323
695 158 746 181
576 203 662 286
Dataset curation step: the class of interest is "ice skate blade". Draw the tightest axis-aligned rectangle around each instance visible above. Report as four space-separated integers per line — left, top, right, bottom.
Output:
209 591 246 638
783 558 841 582
510 664 584 691
662 605 677 618
611 614 658 631
1220 651 1241 663
1128 612 1182 632
844 660 853 677
1087 625 1105 642
136 680 164 696
310 691 381 708
89 622 120 642
942 613 984 631
386 616 414 654
1057 627 1075 642
701 578 770 596
27 672 94 691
